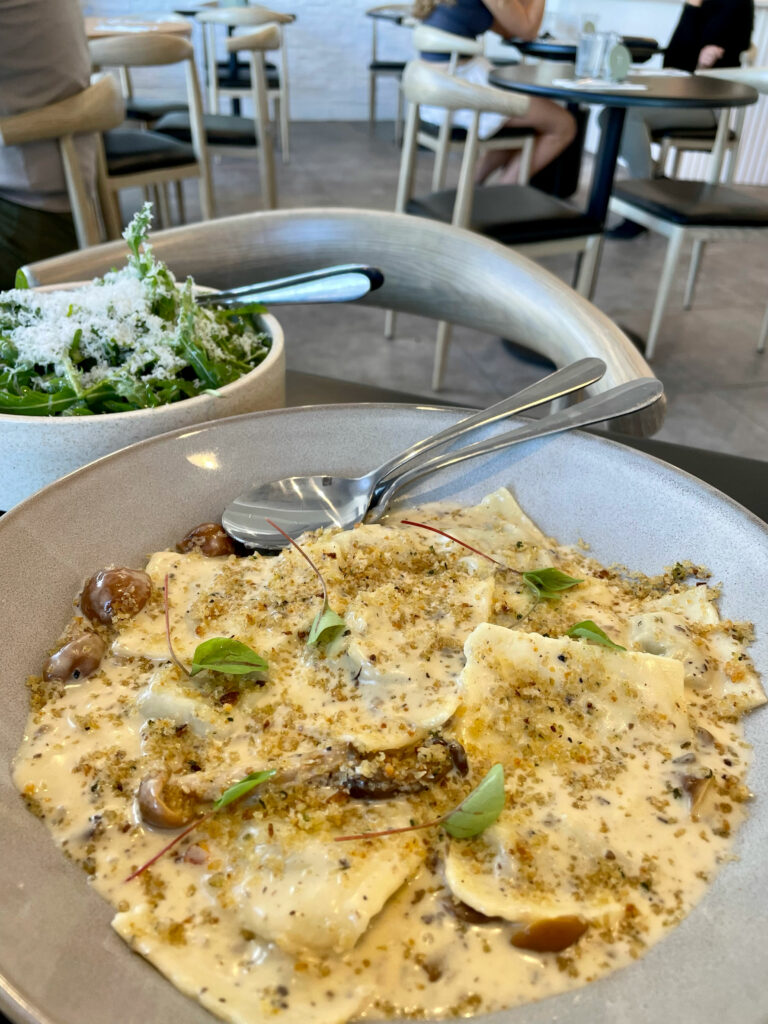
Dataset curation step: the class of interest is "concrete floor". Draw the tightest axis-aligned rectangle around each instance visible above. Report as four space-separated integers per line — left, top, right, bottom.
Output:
123 119 768 461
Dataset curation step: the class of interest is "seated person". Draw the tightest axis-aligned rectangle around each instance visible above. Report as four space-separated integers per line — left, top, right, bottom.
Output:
413 0 577 183
606 0 754 237
0 0 97 288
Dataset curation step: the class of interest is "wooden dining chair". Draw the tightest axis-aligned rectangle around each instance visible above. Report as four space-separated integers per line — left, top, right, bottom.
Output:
0 75 124 248
607 67 768 359
197 5 294 163
23 207 663 437
89 33 213 236
388 59 604 389
366 4 412 143
412 24 535 192
154 25 278 211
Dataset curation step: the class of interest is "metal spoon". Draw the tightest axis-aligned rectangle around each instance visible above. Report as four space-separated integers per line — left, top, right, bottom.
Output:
196 264 384 308
222 358 608 548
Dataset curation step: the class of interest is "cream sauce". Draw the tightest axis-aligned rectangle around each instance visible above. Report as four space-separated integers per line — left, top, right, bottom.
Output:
13 488 764 1024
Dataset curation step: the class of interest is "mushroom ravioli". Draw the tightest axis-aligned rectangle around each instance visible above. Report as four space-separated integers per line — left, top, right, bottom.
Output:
14 488 765 1024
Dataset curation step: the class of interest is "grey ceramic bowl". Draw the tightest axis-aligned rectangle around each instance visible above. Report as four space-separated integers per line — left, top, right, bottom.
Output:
0 289 285 510
0 404 766 1024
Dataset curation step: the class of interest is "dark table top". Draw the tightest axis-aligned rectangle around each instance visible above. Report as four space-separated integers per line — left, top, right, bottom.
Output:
489 61 759 109
505 35 660 64
285 371 768 524
366 5 410 24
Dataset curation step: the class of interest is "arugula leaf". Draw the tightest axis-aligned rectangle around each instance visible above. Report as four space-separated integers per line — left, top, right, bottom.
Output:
523 568 582 601
122 201 153 268
308 606 346 647
443 763 505 839
14 268 29 290
190 637 268 677
213 769 276 810
566 619 626 651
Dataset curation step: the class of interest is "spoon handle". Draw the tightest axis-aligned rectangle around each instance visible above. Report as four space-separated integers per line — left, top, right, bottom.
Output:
369 378 664 519
197 265 384 307
372 357 607 488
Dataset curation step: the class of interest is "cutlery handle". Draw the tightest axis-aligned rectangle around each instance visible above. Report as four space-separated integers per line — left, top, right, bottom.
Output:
201 264 383 307
369 378 664 519
371 357 607 490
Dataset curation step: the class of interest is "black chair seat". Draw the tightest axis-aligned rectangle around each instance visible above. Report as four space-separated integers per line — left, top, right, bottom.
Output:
369 59 407 72
650 125 736 144
103 130 196 176
125 98 188 123
613 178 768 227
407 185 603 244
216 59 280 90
154 112 258 147
622 36 659 64
418 120 534 143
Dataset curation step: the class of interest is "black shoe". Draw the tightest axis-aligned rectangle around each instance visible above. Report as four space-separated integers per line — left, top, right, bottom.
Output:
500 338 556 369
606 218 647 240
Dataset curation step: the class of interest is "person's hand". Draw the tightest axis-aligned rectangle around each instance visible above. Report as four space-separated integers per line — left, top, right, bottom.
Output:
697 44 725 68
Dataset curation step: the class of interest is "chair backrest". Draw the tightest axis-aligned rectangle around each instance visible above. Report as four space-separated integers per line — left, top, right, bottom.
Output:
0 75 124 248
412 23 484 60
89 32 211 213
22 208 663 436
226 26 279 208
397 60 528 227
197 5 295 28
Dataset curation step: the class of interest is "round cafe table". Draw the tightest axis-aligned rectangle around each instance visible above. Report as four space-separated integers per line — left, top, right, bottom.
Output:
488 62 758 231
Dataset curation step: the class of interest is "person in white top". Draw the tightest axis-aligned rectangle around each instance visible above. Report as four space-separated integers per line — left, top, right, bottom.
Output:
0 0 97 286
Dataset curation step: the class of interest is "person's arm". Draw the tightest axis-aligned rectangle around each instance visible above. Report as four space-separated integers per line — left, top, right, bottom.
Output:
698 0 754 66
664 0 704 72
486 0 546 42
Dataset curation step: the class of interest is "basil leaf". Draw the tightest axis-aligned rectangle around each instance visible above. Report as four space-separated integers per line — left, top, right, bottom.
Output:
190 637 268 676
523 567 582 600
308 605 346 647
213 769 276 811
443 763 505 839
14 268 29 290
566 619 626 651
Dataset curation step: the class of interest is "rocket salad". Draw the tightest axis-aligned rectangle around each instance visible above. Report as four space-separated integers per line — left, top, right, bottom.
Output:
0 204 270 417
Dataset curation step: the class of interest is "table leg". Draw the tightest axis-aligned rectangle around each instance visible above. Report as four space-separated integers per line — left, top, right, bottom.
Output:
586 105 627 226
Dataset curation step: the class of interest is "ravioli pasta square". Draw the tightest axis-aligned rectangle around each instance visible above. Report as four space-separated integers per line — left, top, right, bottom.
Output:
14 488 764 1023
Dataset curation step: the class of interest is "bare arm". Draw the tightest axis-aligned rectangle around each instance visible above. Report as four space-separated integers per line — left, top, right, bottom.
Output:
486 0 546 42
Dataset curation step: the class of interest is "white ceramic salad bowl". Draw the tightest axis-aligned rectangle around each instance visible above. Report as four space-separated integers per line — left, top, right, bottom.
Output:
0 291 285 511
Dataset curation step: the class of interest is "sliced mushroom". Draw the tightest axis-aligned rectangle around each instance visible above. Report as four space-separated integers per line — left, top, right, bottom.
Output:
177 523 235 557
682 773 714 822
138 775 195 829
509 915 589 953
81 568 151 625
43 632 106 683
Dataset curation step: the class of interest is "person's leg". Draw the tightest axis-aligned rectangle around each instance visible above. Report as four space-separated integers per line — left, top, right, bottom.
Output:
475 97 577 184
0 196 79 288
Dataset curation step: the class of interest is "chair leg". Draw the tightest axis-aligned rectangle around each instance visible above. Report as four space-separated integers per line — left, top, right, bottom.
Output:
575 236 603 302
395 84 404 146
279 92 290 164
683 239 706 310
646 229 685 360
158 183 172 227
173 181 186 224
432 320 452 391
519 135 534 184
100 187 122 239
369 71 377 133
384 309 397 340
758 301 768 354
671 148 683 179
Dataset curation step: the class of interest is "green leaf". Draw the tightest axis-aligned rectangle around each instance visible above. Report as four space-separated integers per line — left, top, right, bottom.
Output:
443 763 505 839
189 637 268 676
308 604 346 647
213 769 276 810
122 202 153 268
523 567 582 601
14 268 29 290
566 619 626 651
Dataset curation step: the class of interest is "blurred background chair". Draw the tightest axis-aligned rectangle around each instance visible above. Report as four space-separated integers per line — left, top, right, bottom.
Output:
413 24 535 192
90 33 212 235
197 5 294 162
652 46 759 183
607 67 768 359
389 60 603 389
154 25 278 211
366 4 412 143
23 207 663 436
0 75 124 248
